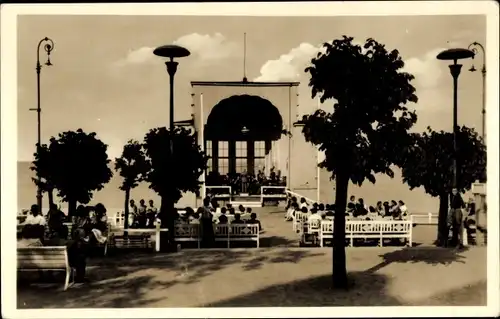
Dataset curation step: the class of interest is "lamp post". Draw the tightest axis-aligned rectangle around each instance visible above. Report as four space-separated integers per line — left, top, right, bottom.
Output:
437 48 475 190
29 37 54 214
153 45 191 133
153 44 190 252
467 42 486 142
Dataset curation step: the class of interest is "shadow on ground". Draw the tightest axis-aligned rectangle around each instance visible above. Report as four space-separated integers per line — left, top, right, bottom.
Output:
18 246 325 308
208 273 486 307
366 246 469 273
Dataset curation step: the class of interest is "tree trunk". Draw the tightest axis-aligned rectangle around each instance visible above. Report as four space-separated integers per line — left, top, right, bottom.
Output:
436 194 449 247
123 188 130 237
332 170 349 289
47 187 54 208
160 196 175 252
68 198 77 219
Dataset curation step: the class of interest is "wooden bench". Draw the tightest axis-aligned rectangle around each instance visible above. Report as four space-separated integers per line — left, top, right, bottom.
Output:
17 246 74 291
174 224 201 248
108 233 151 250
214 224 260 248
319 218 413 247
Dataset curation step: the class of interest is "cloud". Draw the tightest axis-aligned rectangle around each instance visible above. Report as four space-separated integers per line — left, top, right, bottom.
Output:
403 48 446 89
254 42 321 82
113 33 237 67
173 32 238 61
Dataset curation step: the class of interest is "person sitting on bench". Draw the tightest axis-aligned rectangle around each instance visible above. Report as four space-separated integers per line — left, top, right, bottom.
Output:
231 213 245 224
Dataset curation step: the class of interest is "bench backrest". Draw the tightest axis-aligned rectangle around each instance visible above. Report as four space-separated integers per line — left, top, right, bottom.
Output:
229 224 259 237
320 219 412 234
174 224 200 238
295 212 309 222
17 246 68 270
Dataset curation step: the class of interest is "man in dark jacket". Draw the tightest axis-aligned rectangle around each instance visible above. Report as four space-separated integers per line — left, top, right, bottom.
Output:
449 188 465 248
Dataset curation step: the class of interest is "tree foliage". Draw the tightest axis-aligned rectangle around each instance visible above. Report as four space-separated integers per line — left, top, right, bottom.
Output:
46 129 113 215
115 140 150 231
401 126 486 195
115 140 150 191
143 126 208 203
302 36 418 288
400 126 486 246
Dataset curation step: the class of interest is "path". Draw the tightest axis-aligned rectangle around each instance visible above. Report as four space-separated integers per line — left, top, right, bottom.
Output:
18 246 487 308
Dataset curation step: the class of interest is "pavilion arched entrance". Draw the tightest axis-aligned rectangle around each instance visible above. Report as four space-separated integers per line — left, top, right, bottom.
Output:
203 94 284 191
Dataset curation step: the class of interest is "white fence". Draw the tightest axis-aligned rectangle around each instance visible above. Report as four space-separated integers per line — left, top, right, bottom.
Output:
205 186 232 199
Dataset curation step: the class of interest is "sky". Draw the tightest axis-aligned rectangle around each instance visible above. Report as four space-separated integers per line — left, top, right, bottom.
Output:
17 14 486 161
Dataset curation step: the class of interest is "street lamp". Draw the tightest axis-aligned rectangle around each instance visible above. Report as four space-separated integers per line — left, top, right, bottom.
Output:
29 37 54 214
153 44 191 132
467 42 486 142
436 48 474 190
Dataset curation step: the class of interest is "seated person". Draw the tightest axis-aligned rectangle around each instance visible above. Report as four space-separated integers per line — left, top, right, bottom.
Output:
213 206 225 223
241 207 252 220
318 203 325 214
228 207 236 215
307 208 322 224
353 198 368 217
389 200 401 219
398 200 409 219
44 224 72 247
367 206 379 220
18 225 44 247
231 213 245 224
238 204 246 214
285 202 297 221
383 201 391 217
24 204 46 226
299 197 308 209
347 202 356 215
376 201 385 216
218 214 229 225
245 212 262 231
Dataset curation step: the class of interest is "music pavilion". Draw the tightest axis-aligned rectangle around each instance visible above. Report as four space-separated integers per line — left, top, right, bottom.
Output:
177 79 325 208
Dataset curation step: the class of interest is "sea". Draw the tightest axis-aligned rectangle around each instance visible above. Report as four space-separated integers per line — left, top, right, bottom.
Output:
16 161 458 215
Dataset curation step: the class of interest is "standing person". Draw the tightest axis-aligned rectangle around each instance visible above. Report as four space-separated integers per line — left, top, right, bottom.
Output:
200 197 215 248
70 205 91 283
449 188 465 248
129 199 138 228
146 200 158 228
241 170 249 194
137 199 147 228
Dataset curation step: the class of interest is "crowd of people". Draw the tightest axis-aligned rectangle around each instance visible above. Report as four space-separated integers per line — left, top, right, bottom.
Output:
126 199 159 228
285 191 476 249
206 167 286 196
17 202 110 284
173 197 262 231
284 195 410 222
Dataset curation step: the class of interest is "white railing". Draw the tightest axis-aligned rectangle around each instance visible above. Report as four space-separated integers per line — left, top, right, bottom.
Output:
205 185 232 199
285 189 316 206
411 212 438 225
260 186 287 204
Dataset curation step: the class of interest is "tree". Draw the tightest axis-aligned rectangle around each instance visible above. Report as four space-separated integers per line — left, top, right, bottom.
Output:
115 140 150 235
301 36 418 289
46 129 113 216
143 126 208 250
400 126 486 246
30 143 56 208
